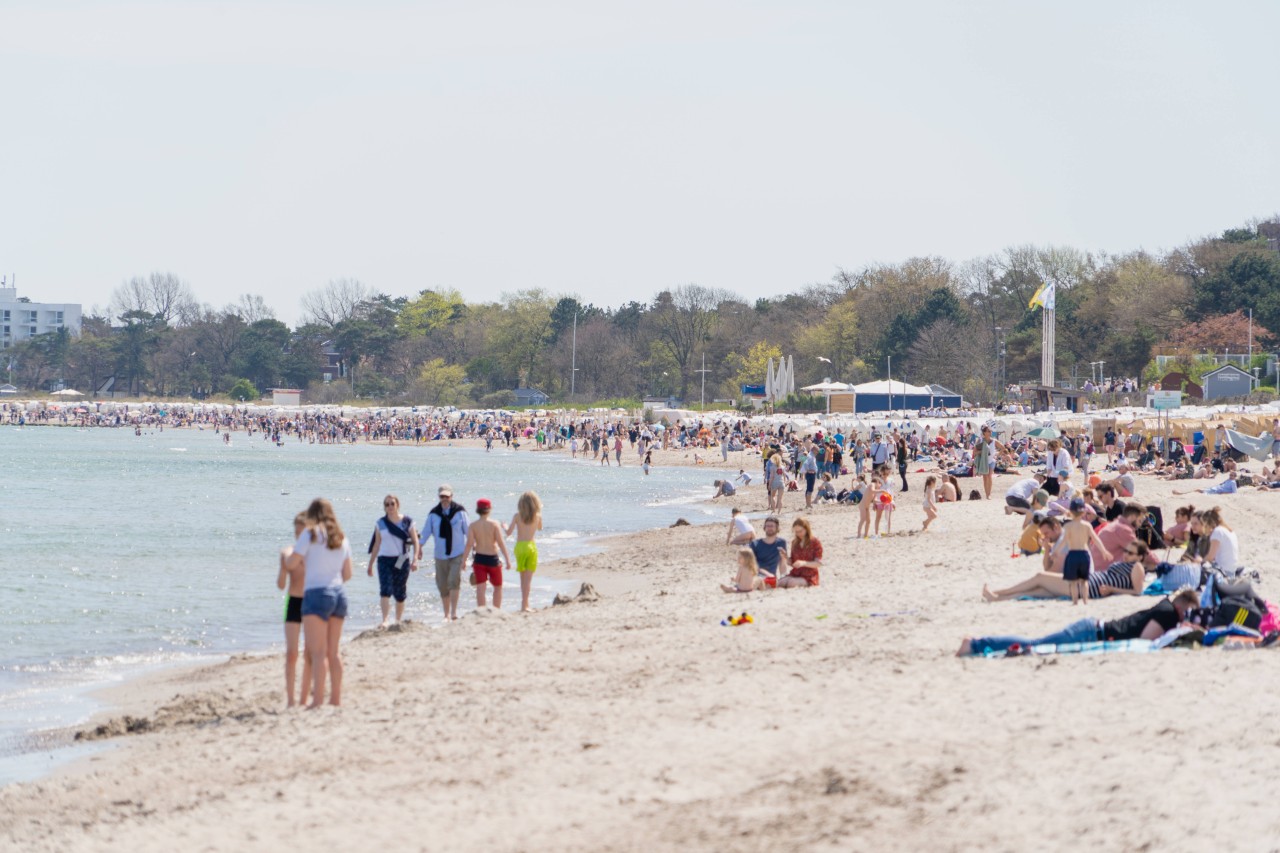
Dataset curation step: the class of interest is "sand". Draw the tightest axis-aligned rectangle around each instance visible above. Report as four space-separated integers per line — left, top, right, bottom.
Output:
3 467 1279 852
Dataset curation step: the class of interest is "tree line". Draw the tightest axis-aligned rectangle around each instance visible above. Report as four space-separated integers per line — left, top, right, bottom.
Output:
10 217 1280 405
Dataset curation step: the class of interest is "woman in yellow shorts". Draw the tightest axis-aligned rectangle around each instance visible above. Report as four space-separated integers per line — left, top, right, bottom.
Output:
506 491 543 612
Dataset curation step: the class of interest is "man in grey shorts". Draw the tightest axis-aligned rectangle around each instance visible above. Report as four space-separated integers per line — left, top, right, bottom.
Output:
424 484 469 621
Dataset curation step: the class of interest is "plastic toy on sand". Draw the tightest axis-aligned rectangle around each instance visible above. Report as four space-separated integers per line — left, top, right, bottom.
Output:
721 612 754 626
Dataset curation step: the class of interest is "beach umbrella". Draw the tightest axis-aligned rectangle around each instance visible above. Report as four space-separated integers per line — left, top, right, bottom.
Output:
1026 426 1061 439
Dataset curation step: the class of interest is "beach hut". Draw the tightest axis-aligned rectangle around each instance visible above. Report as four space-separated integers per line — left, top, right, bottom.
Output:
1201 365 1253 401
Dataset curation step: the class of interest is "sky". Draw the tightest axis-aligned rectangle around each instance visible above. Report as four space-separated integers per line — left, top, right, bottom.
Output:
2 0 1278 325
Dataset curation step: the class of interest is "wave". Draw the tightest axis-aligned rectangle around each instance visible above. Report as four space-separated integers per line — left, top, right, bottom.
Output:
545 530 580 541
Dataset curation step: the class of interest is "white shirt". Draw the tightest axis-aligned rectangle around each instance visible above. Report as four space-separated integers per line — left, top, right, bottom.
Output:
732 516 754 537
1209 527 1240 574
1006 478 1040 501
375 516 412 558
295 528 352 590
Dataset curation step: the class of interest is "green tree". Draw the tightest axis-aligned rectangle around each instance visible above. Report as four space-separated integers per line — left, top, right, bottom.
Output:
413 358 467 405
724 341 782 396
228 378 259 401
397 289 466 338
794 297 862 380
489 290 557 388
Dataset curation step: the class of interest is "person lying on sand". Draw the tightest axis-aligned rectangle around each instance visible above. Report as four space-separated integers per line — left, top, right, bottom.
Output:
982 541 1150 602
958 588 1199 656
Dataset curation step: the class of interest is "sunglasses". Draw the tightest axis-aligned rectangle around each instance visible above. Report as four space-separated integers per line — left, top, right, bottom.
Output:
383 501 396 507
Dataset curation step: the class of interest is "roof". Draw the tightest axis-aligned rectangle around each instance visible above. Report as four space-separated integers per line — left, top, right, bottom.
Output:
1202 364 1252 379
1024 385 1088 397
851 379 934 395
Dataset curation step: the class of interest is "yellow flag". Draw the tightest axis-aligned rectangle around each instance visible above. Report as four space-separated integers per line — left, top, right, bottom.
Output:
1028 283 1047 309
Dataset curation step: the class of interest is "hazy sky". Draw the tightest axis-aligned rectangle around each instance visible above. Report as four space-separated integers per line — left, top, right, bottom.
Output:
2 1 1277 325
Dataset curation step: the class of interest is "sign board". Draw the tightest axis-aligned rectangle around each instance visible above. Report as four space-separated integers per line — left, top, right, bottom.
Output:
1150 390 1182 410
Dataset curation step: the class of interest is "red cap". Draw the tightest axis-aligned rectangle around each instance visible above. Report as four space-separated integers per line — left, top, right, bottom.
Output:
476 498 492 512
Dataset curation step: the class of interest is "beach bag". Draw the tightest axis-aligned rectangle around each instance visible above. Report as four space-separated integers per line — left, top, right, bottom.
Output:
1211 596 1263 632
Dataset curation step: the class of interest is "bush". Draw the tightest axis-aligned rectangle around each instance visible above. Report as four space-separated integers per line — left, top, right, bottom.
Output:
479 390 517 409
775 393 823 413
228 378 259 402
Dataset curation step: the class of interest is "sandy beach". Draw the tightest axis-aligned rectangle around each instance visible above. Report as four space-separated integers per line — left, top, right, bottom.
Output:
3 466 1279 852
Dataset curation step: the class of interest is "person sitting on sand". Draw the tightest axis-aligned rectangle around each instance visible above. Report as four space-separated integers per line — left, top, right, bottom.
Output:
712 479 736 499
722 548 766 593
815 473 837 503
982 541 1147 602
779 517 823 588
726 507 754 546
958 588 1200 655
748 516 789 587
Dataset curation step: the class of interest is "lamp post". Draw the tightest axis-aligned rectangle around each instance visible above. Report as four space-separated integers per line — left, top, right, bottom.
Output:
570 309 578 399
695 352 711 410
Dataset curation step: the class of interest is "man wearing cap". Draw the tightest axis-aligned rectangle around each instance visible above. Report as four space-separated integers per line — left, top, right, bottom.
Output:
425 484 469 621
460 497 511 611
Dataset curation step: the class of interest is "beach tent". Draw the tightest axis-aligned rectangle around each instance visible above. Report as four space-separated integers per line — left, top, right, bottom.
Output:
800 380 855 414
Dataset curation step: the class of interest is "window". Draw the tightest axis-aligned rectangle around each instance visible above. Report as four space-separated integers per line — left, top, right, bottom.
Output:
0 310 8 321
24 310 38 323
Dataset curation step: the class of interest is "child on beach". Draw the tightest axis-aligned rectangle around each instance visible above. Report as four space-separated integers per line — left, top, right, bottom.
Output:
872 476 895 537
461 498 512 610
721 548 766 593
922 475 939 532
726 507 755 545
857 476 874 539
1062 498 1109 605
506 491 543 612
643 450 652 475
276 512 311 707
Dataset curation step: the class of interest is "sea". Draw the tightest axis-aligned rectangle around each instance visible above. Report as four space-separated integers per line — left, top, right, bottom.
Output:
0 425 734 785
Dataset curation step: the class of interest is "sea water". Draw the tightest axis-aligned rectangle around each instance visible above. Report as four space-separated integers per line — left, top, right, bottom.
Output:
0 425 733 784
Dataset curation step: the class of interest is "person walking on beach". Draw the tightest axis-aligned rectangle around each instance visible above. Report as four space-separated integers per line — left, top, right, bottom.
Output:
276 512 310 707
506 491 543 612
367 494 419 628
973 424 1005 500
425 485 469 621
284 498 353 709
461 498 511 610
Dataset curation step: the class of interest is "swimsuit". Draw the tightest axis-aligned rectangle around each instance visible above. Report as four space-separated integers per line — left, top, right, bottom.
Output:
1062 549 1091 582
283 595 303 624
514 540 538 573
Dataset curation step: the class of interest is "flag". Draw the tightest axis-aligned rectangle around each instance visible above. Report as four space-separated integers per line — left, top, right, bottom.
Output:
1028 281 1056 311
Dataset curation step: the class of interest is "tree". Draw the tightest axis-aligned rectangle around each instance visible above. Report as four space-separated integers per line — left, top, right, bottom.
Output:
397 289 466 338
724 341 782 396
412 358 467 405
1167 311 1272 354
113 310 167 395
110 273 197 325
299 278 373 327
489 290 557 388
233 294 276 324
1193 250 1280 334
233 319 291 391
794 297 861 381
228 378 259 401
648 284 731 401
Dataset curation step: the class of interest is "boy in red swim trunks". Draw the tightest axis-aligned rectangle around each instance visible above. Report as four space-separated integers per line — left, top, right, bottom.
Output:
461 498 512 610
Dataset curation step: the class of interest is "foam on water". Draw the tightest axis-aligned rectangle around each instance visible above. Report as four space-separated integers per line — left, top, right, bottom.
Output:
0 426 733 782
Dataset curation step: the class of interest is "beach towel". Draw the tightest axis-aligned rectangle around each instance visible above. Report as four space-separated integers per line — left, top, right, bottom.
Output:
1224 429 1274 463
981 638 1154 658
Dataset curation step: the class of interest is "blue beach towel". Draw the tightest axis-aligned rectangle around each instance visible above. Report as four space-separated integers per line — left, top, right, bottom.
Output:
982 639 1155 658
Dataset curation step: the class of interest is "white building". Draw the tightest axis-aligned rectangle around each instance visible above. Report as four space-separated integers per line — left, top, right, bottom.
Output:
0 284 82 349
